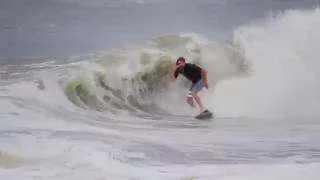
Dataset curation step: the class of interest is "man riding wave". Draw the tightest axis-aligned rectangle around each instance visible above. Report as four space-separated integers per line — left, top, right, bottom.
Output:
170 57 209 114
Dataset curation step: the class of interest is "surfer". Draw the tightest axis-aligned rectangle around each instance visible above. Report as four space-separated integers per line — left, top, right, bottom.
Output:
170 57 209 114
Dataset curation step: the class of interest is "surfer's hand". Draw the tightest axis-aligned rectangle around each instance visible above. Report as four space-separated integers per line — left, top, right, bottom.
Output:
170 64 178 80
171 64 179 72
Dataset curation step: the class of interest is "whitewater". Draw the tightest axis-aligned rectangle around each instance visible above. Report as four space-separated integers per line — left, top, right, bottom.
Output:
1 1 320 180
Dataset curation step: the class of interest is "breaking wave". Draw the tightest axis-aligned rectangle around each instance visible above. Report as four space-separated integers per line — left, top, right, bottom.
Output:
2 8 320 120
61 33 248 116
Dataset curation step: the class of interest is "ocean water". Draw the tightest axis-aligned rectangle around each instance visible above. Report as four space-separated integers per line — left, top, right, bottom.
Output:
1 0 320 179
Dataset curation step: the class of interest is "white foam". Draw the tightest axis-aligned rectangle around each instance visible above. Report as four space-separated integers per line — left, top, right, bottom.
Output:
212 8 320 118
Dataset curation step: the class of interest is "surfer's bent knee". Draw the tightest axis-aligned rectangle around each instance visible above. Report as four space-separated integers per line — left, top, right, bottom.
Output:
191 91 198 97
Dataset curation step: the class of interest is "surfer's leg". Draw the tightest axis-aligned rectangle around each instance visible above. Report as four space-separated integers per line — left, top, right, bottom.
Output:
191 91 205 112
187 91 195 107
190 81 205 112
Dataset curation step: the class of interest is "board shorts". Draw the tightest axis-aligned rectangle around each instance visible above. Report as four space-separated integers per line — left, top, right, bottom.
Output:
187 80 204 97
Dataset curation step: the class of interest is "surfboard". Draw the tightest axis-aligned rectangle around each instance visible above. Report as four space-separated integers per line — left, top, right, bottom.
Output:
194 110 213 120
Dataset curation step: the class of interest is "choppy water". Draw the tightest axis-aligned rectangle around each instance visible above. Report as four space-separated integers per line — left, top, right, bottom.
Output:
1 0 320 179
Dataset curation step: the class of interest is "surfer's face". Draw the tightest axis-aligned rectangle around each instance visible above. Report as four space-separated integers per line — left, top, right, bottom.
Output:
176 60 186 67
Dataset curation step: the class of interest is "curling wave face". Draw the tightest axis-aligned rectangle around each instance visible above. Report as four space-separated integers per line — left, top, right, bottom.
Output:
62 33 248 116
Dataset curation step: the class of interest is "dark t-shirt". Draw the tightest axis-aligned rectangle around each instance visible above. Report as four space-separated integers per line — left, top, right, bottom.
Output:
174 63 202 83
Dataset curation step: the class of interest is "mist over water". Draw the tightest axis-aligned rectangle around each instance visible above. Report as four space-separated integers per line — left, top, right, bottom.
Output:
213 9 320 118
1 0 320 180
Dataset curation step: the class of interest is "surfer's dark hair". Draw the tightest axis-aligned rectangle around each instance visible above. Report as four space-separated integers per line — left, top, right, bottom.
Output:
176 57 186 65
